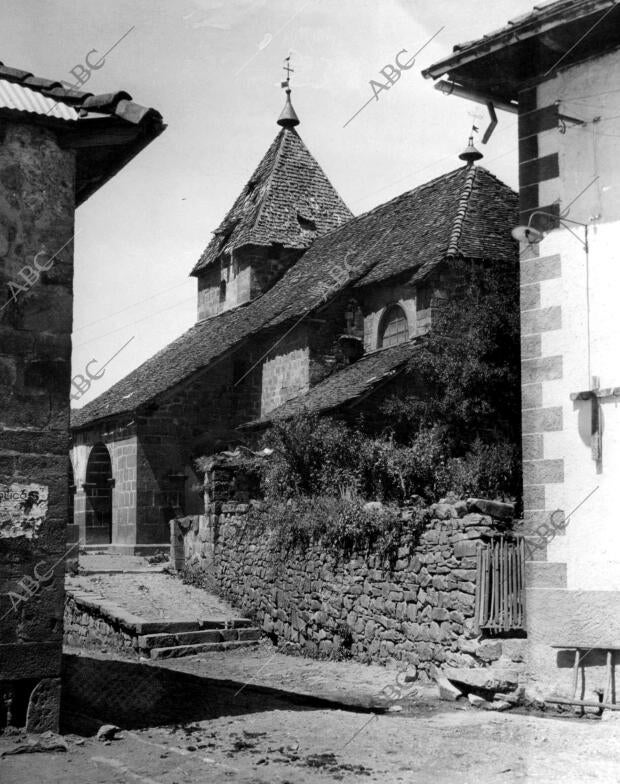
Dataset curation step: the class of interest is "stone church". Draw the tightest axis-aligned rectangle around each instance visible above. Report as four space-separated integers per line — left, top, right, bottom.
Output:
70 88 518 553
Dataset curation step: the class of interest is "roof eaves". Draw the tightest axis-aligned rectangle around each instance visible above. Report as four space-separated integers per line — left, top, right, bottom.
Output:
82 91 132 114
344 358 412 410
422 0 616 80
0 61 161 129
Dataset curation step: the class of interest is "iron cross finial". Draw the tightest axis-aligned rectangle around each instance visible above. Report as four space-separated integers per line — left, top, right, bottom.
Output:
281 54 294 89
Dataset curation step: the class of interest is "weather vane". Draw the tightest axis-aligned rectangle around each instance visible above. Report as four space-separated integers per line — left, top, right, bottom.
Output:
281 54 294 89
467 107 483 135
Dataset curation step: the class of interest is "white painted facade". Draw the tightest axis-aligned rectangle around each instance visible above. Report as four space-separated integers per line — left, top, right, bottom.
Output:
527 48 620 591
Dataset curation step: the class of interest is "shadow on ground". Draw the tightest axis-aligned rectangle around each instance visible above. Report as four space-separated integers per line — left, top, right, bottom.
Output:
61 653 376 734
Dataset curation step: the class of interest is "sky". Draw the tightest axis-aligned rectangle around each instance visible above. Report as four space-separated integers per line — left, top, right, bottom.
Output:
3 0 536 406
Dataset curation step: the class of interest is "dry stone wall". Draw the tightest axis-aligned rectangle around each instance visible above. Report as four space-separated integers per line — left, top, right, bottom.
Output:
64 592 138 656
182 500 510 678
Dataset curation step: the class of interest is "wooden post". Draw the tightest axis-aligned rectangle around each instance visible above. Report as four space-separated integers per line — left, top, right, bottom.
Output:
604 650 613 705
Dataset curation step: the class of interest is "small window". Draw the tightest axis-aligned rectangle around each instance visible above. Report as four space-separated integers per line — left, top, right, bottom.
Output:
379 304 408 348
344 298 364 336
297 213 317 231
219 280 227 302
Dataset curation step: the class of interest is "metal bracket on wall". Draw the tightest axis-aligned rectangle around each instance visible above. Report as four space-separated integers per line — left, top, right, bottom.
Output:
556 103 586 133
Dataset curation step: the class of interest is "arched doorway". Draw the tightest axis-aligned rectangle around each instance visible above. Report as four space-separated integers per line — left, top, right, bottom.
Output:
84 443 113 544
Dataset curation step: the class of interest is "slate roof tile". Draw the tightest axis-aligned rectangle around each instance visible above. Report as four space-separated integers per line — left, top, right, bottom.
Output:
72 164 517 430
353 165 518 288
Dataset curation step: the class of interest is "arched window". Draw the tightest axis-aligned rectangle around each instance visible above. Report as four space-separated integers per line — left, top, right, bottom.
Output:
378 304 408 348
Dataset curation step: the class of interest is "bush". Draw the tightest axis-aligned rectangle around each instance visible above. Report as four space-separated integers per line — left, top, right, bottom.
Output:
445 439 520 501
256 415 519 505
380 256 521 499
246 491 428 562
258 415 364 499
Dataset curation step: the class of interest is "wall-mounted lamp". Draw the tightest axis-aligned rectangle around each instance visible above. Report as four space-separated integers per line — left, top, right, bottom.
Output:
511 210 589 252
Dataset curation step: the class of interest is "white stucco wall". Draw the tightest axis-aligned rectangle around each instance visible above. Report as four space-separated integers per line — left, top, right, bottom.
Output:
535 48 620 590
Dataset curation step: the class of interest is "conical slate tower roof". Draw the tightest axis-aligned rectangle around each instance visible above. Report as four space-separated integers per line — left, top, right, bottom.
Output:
191 101 352 276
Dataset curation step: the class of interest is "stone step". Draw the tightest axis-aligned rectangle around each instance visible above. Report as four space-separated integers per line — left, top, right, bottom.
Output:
136 617 254 635
138 627 261 650
149 637 260 660
525 561 567 589
81 544 169 556
443 665 520 692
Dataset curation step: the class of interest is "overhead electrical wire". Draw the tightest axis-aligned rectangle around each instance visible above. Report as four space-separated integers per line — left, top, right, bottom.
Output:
74 279 191 333
73 294 196 349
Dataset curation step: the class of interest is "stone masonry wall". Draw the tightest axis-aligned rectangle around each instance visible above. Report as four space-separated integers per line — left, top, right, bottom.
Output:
196 246 302 321
260 326 310 416
0 120 76 732
182 499 512 678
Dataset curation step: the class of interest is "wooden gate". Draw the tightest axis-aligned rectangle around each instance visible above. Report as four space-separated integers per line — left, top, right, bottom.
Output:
474 535 525 633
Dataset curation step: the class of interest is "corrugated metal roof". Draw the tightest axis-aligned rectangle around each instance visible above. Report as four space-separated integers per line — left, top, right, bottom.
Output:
0 79 78 121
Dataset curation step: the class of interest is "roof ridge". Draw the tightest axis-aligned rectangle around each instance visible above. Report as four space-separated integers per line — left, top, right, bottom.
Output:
446 165 478 257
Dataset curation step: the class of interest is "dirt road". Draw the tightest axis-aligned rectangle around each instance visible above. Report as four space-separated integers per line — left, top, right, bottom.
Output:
2 703 620 783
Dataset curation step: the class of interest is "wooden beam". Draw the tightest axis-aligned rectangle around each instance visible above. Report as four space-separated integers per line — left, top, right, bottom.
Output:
570 387 620 400
551 644 620 650
546 697 620 710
